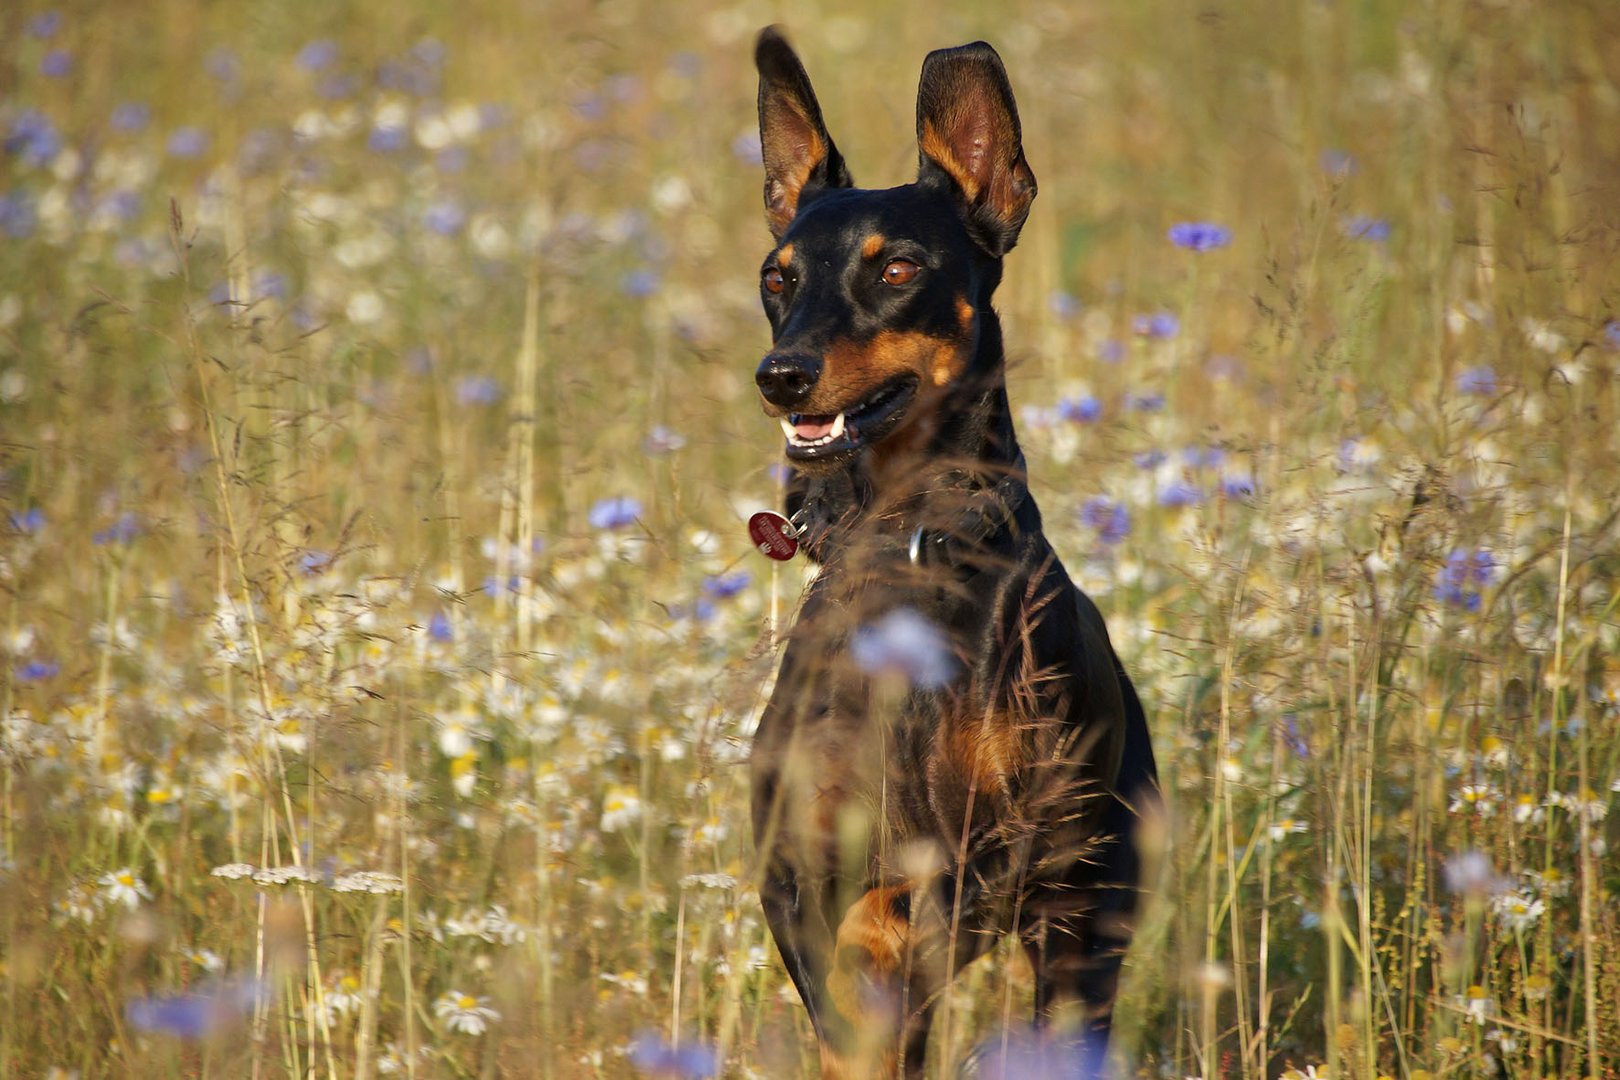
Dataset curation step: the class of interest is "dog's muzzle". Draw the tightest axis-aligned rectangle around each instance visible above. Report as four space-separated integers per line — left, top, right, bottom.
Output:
755 351 821 409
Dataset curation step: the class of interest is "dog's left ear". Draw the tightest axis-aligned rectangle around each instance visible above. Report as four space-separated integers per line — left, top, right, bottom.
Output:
915 42 1037 257
756 27 854 239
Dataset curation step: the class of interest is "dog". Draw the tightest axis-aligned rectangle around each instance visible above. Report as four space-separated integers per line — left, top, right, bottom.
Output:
746 27 1160 1078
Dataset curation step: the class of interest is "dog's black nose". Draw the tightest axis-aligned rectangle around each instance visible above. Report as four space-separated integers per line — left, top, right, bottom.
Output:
756 352 822 408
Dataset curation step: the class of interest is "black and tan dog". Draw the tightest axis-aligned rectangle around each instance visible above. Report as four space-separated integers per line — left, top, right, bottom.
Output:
747 28 1159 1079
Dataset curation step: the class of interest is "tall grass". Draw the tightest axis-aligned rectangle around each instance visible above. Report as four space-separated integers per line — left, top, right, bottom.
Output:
1 0 1617 1076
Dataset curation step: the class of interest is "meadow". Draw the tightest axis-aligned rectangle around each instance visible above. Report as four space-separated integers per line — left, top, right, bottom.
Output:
2 0 1618 1076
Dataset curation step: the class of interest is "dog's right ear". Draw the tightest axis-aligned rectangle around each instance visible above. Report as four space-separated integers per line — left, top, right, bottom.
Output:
755 27 853 239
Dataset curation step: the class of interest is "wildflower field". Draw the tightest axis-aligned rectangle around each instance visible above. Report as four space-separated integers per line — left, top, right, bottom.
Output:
3 1 1619 1077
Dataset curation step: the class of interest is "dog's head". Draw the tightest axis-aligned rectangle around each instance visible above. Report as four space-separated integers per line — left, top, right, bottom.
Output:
752 28 1036 471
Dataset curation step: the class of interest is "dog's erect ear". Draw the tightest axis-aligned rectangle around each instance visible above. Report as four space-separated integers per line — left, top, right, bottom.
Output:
915 42 1037 257
755 27 853 239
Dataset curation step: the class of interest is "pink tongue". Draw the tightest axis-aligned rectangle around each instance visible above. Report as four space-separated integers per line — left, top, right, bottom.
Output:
794 417 835 440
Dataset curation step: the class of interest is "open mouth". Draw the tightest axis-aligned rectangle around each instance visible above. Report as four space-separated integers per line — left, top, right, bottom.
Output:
777 375 918 462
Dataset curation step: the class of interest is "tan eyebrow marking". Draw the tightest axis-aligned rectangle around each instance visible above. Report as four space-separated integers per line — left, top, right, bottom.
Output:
861 233 886 260
776 243 794 267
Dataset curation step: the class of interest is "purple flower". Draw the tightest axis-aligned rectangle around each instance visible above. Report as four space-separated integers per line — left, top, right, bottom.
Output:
767 462 792 485
1320 149 1356 176
1344 215 1390 241
17 659 59 682
621 268 661 298
1443 850 1510 897
252 272 286 301
1434 548 1493 611
167 127 210 159
1220 472 1256 498
318 74 360 100
1125 390 1165 413
368 125 408 153
1055 395 1101 424
1158 482 1203 508
111 102 151 133
423 199 466 236
1097 340 1125 364
1183 446 1224 469
1132 312 1179 339
1454 365 1496 396
1167 221 1231 252
204 48 240 84
428 611 453 642
1080 497 1130 545
731 131 763 165
588 496 642 530
1047 291 1081 319
299 550 332 574
435 146 469 173
1132 449 1166 469
6 110 61 167
482 575 521 597
92 512 141 546
27 11 62 38
412 38 447 67
1604 320 1620 351
851 608 957 690
10 508 45 533
1283 713 1308 759
40 50 72 78
970 1025 1107 1080
702 571 752 599
628 1030 719 1078
126 979 269 1040
642 425 686 454
296 39 339 72
0 193 37 239
454 375 502 406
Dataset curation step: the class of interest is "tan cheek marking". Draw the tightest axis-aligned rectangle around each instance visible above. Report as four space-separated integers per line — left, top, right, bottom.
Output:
776 243 794 268
861 233 886 260
955 295 974 333
931 343 964 387
949 713 1024 793
817 331 966 408
825 885 910 1031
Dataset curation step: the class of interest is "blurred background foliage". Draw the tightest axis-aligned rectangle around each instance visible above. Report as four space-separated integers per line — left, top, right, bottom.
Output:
2 0 1619 1077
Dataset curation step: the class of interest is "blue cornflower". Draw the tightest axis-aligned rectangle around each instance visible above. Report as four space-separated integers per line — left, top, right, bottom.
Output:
102 190 140 223
6 110 62 167
588 496 642 530
851 608 957 690
1167 221 1231 252
1221 472 1256 498
642 425 686 454
702 571 752 599
17 659 59 682
1604 321 1620 351
1282 713 1308 759
454 375 502 406
10 508 45 533
1320 149 1355 176
1125 390 1165 413
628 1030 719 1078
368 125 408 153
111 102 151 133
1183 446 1224 469
1132 449 1166 469
1055 395 1101 424
1048 290 1081 319
1097 339 1125 363
126 979 269 1040
299 550 332 574
40 50 72 78
92 512 141 546
428 611 453 642
296 39 339 73
1158 482 1203 508
1344 215 1390 241
252 272 287 301
167 127 210 159
1454 365 1496 396
1080 497 1130 545
27 11 62 37
204 48 240 84
423 199 466 236
670 598 718 623
620 268 661 298
1132 312 1179 339
411 38 447 67
481 575 520 597
0 193 37 239
1434 548 1493 611
731 131 763 165
767 462 791 485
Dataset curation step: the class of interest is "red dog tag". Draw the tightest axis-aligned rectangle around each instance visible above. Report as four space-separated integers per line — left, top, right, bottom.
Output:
747 511 799 561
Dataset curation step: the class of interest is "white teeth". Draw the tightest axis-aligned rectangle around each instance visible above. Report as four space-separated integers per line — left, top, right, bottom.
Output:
829 412 846 440
779 418 798 441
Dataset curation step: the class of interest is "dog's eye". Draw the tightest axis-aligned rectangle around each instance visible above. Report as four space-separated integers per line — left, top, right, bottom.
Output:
882 259 920 287
762 267 786 295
